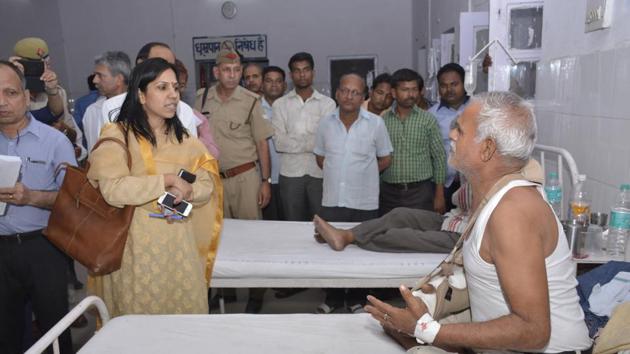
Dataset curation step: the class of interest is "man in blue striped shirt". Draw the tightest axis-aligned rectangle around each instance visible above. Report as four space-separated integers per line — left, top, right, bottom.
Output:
0 61 76 354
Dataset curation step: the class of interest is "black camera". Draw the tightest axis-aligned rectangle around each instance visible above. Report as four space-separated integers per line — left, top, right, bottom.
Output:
17 59 45 92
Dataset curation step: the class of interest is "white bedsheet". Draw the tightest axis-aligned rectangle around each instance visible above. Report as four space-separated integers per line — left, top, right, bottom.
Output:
211 219 445 288
78 314 403 354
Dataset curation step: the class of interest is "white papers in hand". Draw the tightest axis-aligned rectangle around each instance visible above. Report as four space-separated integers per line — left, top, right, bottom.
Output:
0 155 22 215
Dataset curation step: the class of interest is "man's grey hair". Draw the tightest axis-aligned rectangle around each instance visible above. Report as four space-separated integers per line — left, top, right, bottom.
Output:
94 51 132 85
473 91 537 162
243 62 263 72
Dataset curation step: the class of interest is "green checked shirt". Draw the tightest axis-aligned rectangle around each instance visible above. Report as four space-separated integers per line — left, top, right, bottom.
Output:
381 105 446 184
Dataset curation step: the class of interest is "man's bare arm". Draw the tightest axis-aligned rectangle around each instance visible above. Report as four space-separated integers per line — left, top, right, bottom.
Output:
256 138 271 208
42 69 64 117
377 155 391 172
433 183 445 214
0 183 58 210
315 154 324 170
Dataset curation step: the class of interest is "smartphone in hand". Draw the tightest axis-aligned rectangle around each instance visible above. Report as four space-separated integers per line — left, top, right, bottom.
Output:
157 192 192 217
178 169 196 184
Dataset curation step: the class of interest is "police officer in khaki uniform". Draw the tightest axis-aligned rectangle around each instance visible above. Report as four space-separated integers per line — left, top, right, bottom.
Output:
195 45 273 220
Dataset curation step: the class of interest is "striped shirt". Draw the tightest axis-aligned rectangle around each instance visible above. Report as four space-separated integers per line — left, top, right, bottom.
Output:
441 180 472 234
381 105 446 184
0 114 76 234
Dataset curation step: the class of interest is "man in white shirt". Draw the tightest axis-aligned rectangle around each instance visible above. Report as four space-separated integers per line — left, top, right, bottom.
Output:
313 73 392 314
101 42 198 137
82 51 131 151
271 52 336 221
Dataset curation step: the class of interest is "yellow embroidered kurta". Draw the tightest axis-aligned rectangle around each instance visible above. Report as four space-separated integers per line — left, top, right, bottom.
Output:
87 124 222 317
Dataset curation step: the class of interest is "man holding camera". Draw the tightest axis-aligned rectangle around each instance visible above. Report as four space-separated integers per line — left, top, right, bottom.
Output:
10 37 87 160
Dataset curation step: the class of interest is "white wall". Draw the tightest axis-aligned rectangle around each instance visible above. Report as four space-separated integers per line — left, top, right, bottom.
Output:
412 0 429 76
56 0 414 98
0 0 69 88
412 0 488 81
536 0 630 212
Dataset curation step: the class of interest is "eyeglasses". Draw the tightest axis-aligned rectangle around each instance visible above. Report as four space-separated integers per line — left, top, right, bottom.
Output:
338 88 363 98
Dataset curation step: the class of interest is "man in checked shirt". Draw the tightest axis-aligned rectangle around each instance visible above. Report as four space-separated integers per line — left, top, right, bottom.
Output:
379 69 447 216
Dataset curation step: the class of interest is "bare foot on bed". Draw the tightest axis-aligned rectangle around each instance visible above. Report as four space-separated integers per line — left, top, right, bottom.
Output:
313 215 354 251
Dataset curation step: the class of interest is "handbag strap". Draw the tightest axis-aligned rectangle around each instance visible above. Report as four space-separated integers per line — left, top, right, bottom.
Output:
53 125 131 177
91 137 132 170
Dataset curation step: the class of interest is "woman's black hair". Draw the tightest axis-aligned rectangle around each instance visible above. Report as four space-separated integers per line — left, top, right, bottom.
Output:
116 58 188 146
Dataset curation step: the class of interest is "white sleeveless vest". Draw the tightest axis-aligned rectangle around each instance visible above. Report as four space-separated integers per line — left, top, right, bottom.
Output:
463 180 591 352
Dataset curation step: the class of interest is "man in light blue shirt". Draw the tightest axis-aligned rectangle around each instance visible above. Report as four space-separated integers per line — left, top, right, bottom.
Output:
315 74 393 219
313 73 392 314
428 63 470 211
0 61 76 354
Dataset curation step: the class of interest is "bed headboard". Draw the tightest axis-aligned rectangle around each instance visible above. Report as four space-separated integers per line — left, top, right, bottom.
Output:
533 144 580 220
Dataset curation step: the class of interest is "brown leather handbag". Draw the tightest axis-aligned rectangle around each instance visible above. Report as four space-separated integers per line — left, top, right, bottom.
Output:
44 134 134 275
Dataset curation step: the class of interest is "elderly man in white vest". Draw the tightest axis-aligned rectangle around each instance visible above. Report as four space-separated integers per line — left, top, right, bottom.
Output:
365 92 591 353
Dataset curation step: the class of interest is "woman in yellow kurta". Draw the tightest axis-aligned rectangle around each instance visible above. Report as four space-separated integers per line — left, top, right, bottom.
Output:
87 58 222 317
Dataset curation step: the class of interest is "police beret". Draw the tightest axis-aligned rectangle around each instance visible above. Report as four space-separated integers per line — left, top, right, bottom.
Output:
216 41 240 65
14 37 49 60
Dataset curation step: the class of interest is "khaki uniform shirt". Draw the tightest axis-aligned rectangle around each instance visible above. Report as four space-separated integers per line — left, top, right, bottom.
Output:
195 85 273 170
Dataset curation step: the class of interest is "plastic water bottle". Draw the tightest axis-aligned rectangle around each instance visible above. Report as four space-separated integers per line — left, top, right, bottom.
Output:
570 174 590 225
544 172 562 218
607 184 630 258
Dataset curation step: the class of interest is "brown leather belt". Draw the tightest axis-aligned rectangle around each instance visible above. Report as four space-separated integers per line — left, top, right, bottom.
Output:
220 161 256 179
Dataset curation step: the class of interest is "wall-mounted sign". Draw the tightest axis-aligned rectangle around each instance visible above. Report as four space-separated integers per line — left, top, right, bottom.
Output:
585 0 614 33
192 34 267 61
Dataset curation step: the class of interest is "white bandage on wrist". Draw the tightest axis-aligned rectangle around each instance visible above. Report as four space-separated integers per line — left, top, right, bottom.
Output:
414 313 441 344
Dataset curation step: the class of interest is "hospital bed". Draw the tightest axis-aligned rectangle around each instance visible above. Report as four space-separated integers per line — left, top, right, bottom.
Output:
211 218 445 288
27 296 403 354
532 145 611 265
28 145 584 353
211 143 580 288
533 143 580 221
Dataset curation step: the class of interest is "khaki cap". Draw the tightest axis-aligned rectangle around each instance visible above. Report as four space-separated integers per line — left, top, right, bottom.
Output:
216 41 240 64
14 37 49 60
